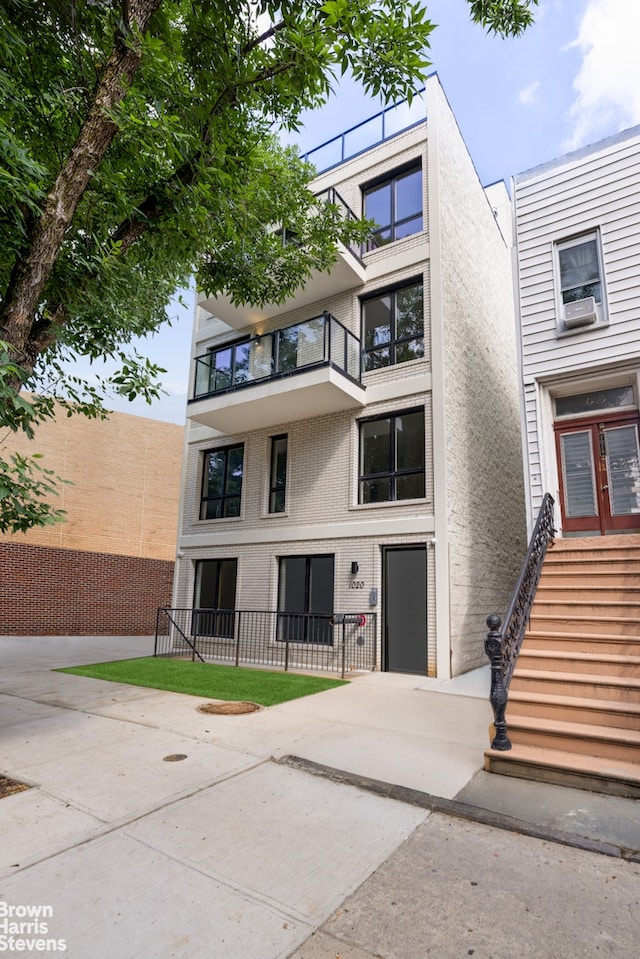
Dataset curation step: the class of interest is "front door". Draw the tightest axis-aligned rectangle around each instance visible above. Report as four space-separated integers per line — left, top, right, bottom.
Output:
383 546 427 673
555 413 640 534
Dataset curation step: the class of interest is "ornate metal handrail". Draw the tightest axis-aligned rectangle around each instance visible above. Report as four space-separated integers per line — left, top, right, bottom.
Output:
485 493 556 750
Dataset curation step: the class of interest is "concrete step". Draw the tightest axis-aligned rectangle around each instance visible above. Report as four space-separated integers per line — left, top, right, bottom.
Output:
504 715 640 763
509 668 640 702
529 613 640 635
535 584 640 602
484 743 640 798
508 689 640 729
517 648 640 678
538 570 640 589
532 599 640 617
522 629 640 656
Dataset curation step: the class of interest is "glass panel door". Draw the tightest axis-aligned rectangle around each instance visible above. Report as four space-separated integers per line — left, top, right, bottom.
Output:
604 425 640 517
559 431 598 518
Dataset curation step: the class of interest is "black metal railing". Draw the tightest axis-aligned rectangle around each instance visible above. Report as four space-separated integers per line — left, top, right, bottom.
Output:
485 493 556 750
155 608 377 678
192 312 362 401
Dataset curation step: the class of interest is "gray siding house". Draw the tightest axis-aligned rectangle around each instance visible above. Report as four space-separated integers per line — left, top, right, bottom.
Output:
515 125 640 537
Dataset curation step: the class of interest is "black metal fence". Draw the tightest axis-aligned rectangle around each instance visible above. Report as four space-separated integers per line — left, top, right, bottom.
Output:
155 608 377 678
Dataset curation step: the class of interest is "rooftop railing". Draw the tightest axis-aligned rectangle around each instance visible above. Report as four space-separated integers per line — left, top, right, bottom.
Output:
192 312 361 400
301 88 427 174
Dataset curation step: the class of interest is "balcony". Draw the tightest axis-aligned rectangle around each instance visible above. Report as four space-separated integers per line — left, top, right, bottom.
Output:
198 189 366 331
188 313 366 434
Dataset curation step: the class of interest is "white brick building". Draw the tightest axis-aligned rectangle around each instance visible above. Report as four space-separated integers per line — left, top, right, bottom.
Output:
514 125 640 538
172 75 525 678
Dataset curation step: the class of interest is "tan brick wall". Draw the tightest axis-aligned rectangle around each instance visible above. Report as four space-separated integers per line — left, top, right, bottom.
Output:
1 400 183 561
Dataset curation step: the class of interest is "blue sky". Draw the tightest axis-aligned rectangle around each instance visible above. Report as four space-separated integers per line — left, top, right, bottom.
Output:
90 0 640 424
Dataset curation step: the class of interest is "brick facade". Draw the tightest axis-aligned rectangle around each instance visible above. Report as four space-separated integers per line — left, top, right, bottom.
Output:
0 542 174 635
1 404 183 636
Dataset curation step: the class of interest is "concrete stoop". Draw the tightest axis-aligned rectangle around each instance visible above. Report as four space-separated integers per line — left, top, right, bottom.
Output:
485 535 640 798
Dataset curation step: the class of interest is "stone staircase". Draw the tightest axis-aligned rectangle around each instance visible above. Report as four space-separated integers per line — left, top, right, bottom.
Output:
485 535 640 797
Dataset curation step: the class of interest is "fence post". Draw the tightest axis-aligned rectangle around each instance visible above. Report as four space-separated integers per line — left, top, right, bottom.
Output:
485 614 511 751
341 621 347 679
154 608 162 657
235 610 241 668
284 635 290 672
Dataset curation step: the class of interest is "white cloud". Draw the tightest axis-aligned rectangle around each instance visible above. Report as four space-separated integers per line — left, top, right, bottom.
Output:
566 0 640 149
518 81 540 105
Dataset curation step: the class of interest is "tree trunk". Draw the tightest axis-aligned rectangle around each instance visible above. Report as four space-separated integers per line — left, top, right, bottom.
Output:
0 0 163 377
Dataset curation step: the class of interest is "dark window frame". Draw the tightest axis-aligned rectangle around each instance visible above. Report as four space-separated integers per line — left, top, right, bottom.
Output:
269 434 288 514
193 558 238 639
277 553 335 645
200 443 244 520
358 407 426 504
362 161 423 251
361 277 424 371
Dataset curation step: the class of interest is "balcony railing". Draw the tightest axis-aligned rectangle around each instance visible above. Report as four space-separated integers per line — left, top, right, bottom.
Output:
193 312 361 400
301 88 427 174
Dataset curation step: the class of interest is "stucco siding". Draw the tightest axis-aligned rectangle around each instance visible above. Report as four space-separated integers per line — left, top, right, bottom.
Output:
432 82 526 674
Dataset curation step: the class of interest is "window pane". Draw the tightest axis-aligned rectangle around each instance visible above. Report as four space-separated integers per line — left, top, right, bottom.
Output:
556 386 635 417
396 473 425 500
279 557 306 613
218 560 238 609
560 431 598 517
395 411 425 471
361 418 391 475
395 338 424 364
203 499 223 520
270 436 287 514
205 452 226 496
309 556 334 614
559 239 599 288
364 347 390 370
194 560 219 608
234 342 251 384
396 284 423 338
395 215 423 240
562 281 601 304
361 477 391 503
222 496 241 518
604 426 640 516
363 295 392 348
395 168 422 221
226 446 244 493
364 182 391 230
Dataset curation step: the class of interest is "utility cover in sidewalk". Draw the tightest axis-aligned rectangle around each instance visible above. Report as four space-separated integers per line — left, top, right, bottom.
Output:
198 701 261 715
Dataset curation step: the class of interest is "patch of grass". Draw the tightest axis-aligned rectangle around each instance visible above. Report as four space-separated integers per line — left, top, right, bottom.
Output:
56 657 347 706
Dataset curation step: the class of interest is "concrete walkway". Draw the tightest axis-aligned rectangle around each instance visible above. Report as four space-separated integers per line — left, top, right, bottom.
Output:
0 635 638 958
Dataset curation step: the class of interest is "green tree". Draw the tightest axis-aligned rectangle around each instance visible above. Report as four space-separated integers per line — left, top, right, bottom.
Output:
0 0 537 532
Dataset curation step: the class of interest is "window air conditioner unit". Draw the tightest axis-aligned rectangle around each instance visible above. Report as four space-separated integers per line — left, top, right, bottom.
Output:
563 296 597 328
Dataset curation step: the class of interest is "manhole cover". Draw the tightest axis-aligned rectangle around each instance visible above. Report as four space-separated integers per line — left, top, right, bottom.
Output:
198 701 261 715
163 754 188 762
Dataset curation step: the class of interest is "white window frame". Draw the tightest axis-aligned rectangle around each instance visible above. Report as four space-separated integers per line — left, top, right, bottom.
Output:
553 229 608 336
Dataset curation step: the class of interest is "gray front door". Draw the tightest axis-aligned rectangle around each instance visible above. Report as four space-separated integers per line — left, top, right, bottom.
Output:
383 546 427 673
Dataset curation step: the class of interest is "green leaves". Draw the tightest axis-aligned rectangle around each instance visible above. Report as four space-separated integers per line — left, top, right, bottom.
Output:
467 0 539 37
0 453 68 535
0 0 536 531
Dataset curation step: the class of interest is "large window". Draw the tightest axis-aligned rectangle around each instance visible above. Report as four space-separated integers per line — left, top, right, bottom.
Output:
359 408 425 503
269 435 288 513
363 164 422 251
278 555 334 644
362 280 424 371
193 559 237 638
555 231 606 332
200 444 244 519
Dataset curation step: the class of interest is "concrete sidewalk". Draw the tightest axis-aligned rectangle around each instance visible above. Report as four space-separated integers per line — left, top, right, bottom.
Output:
0 635 638 958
